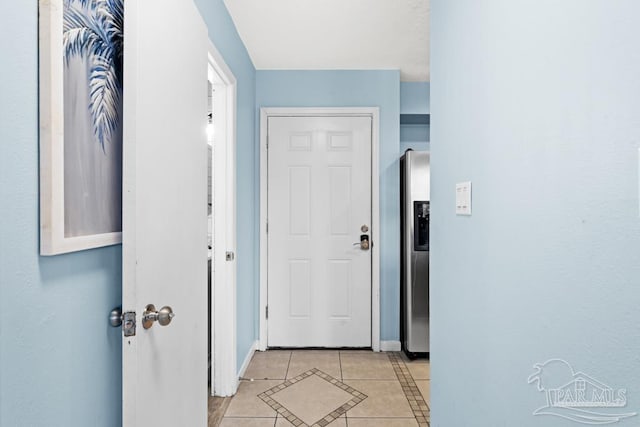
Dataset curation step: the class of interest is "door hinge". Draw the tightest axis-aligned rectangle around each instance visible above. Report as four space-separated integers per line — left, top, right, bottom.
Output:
266 305 269 319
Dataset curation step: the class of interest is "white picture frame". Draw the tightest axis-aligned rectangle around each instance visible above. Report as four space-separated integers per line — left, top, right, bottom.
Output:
39 0 123 255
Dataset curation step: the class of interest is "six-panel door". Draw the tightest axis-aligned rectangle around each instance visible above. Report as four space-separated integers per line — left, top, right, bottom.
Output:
267 116 373 347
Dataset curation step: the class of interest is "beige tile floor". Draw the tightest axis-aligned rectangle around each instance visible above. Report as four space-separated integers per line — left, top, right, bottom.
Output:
216 350 430 427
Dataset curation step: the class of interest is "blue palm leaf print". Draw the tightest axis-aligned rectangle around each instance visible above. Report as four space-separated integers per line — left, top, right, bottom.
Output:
63 0 123 151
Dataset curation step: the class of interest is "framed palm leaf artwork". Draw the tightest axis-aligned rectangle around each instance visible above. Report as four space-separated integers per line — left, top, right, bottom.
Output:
39 0 123 255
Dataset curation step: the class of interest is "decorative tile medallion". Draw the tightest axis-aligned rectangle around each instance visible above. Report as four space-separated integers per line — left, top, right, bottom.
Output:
258 368 367 426
388 353 431 426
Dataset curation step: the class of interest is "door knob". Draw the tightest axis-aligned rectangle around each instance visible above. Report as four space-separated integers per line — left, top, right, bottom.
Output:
142 304 175 329
109 306 123 327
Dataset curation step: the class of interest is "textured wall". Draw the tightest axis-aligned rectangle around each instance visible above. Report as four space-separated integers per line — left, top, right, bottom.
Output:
430 1 640 425
0 2 256 426
0 2 123 426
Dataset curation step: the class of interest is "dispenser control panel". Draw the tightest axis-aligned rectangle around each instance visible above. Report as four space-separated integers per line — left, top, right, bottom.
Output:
414 201 429 251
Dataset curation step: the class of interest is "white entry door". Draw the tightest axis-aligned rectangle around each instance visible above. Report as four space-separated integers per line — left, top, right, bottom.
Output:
267 116 372 347
122 0 208 425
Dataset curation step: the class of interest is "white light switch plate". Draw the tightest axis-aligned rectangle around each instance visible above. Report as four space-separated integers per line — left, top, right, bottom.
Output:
456 181 472 215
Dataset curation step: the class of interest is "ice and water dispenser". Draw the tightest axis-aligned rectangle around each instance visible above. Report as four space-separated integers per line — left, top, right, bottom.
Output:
413 201 429 251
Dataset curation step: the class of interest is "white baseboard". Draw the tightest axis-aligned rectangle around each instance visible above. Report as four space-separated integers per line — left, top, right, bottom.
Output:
380 340 401 352
238 340 258 379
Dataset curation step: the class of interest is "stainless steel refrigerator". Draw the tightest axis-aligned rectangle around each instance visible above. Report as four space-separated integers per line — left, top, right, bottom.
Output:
400 150 430 357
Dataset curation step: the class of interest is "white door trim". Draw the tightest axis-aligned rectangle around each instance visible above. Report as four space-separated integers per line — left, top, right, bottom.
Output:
207 40 238 396
259 107 381 352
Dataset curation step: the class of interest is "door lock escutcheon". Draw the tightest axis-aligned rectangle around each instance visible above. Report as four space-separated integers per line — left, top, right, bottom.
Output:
142 304 175 329
353 234 370 251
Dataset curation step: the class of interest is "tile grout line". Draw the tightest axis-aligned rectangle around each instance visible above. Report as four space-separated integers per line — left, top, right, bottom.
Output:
339 351 347 425
278 351 294 424
285 351 293 379
388 353 431 427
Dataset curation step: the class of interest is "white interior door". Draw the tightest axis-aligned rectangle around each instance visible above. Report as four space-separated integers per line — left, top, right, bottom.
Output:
267 116 372 347
122 0 208 425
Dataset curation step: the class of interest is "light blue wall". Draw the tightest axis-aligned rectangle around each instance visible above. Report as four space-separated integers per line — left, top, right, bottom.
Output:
400 82 430 153
256 70 401 341
0 2 256 426
0 2 122 426
431 1 640 426
400 82 430 115
400 125 430 153
194 0 257 376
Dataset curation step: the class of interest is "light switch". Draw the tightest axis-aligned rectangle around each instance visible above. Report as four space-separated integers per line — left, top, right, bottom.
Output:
456 181 472 215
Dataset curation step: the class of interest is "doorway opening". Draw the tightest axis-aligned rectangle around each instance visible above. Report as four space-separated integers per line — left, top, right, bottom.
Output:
207 42 238 397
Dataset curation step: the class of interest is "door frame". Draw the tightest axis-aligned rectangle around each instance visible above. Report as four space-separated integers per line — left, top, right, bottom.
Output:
207 40 238 396
258 107 381 352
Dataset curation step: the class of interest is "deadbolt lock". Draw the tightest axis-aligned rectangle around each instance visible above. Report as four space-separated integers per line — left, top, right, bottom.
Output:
353 234 370 251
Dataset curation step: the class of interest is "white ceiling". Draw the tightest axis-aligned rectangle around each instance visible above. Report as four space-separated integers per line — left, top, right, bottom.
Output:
223 0 430 82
